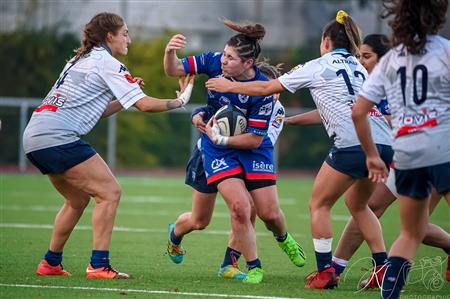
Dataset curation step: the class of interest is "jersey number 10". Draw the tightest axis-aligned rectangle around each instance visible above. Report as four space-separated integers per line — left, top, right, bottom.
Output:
397 65 428 105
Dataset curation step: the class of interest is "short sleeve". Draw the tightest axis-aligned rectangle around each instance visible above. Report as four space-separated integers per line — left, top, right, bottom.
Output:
181 52 222 77
278 59 320 93
102 58 146 109
358 61 387 105
247 96 274 136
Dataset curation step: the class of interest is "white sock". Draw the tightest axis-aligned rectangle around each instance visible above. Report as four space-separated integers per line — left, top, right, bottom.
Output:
313 238 333 253
332 256 348 267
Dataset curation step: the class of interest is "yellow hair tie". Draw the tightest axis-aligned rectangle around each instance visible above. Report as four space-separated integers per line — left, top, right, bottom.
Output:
336 10 348 24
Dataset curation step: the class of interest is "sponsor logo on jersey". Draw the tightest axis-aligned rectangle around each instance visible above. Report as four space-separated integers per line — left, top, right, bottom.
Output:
287 64 303 74
124 73 137 84
238 94 249 103
271 116 284 128
119 64 128 73
248 118 267 128
211 158 228 173
258 102 273 116
252 160 274 172
219 96 230 106
396 108 438 137
332 58 357 65
35 92 67 113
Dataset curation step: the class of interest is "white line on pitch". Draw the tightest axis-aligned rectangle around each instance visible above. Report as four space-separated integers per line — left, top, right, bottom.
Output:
0 283 303 299
0 223 276 237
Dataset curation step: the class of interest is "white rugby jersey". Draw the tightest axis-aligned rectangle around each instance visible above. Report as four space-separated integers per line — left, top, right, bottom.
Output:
278 49 392 148
266 100 285 147
23 47 145 153
360 35 450 169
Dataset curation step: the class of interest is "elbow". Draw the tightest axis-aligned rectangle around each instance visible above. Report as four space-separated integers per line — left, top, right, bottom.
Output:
351 108 364 123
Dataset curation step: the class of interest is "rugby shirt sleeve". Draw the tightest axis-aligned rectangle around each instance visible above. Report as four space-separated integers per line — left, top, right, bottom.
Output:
102 58 146 109
278 60 319 93
358 61 387 105
181 52 221 76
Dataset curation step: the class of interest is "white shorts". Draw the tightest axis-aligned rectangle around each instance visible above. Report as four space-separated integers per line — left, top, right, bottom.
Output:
385 168 399 198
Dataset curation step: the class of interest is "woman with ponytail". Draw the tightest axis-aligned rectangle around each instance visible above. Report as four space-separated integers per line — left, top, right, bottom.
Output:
206 11 393 290
24 12 194 279
164 19 306 284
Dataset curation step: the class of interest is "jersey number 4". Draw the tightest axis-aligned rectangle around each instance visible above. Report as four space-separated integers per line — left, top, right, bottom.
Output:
397 65 428 105
336 69 366 95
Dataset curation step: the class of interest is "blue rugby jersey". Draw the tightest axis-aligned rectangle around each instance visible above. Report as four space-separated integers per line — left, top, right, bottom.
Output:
182 52 274 143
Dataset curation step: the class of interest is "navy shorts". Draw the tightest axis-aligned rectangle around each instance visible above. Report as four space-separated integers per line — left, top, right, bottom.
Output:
185 146 218 193
395 162 450 199
26 139 96 175
326 144 393 179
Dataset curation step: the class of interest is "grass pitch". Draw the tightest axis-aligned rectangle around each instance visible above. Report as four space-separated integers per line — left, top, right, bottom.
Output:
0 173 448 298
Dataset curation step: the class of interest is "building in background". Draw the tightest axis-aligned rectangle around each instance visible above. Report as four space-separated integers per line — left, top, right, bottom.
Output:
5 0 448 51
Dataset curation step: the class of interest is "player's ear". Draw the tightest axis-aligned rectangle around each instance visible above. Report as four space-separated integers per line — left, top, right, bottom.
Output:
244 58 254 69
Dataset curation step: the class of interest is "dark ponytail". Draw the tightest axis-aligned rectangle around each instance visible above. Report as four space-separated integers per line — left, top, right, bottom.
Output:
223 18 266 62
322 10 362 57
72 12 124 63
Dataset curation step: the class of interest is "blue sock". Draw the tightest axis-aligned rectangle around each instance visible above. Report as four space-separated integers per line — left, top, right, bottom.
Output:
221 247 241 268
372 251 388 267
90 250 109 269
246 258 262 270
332 261 346 275
315 251 332 272
170 228 183 245
44 250 62 266
275 232 288 242
381 256 411 299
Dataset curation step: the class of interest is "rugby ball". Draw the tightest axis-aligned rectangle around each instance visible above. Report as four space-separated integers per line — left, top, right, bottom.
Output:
214 105 247 136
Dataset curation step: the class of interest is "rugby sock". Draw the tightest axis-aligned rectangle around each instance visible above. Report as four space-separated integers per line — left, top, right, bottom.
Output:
372 251 388 267
170 228 183 245
44 250 62 266
313 238 333 272
247 258 262 270
90 250 110 269
381 256 411 299
221 247 241 268
275 232 288 242
332 256 348 274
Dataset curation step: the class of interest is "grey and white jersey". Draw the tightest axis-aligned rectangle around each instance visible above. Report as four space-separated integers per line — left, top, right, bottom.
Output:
360 35 450 169
23 47 145 153
266 100 285 147
278 49 392 148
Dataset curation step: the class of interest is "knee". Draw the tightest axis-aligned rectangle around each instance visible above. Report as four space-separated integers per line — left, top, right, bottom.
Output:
192 218 210 230
309 197 330 213
230 201 251 225
96 183 122 204
259 209 282 224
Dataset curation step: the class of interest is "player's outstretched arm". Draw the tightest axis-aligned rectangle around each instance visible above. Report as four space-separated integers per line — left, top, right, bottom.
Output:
164 34 188 77
134 75 194 112
285 109 321 125
206 77 285 96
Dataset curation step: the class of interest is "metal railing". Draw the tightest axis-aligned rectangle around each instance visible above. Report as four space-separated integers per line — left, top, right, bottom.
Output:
1 97 307 172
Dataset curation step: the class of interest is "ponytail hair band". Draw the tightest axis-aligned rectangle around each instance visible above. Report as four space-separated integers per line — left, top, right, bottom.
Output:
336 10 348 24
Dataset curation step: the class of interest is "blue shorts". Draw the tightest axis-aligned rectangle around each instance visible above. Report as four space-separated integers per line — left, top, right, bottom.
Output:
239 146 276 179
325 144 393 179
26 139 96 175
395 162 450 199
185 146 218 193
201 137 243 185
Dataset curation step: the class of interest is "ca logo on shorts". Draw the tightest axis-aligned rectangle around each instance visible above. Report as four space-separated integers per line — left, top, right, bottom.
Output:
211 158 228 172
